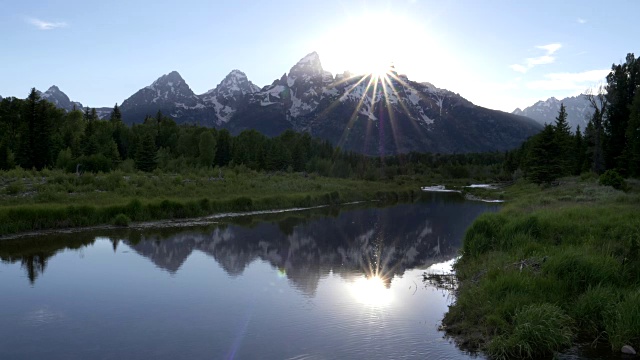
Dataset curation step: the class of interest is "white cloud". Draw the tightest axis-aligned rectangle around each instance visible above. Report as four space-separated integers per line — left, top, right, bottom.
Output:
536 43 561 54
577 18 587 24
510 64 528 73
527 69 609 91
510 43 562 73
26 17 68 30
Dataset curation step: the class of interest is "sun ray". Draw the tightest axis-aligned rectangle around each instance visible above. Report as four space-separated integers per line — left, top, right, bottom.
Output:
364 75 380 154
337 74 377 151
384 75 418 152
385 71 434 137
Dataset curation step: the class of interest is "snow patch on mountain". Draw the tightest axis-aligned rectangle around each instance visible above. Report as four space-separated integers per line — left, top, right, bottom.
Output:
199 69 260 123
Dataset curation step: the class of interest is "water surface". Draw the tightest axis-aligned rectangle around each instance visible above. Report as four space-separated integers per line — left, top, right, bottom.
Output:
1 194 498 359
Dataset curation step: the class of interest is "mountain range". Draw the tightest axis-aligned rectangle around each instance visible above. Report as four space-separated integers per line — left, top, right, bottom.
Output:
17 52 543 155
513 94 593 132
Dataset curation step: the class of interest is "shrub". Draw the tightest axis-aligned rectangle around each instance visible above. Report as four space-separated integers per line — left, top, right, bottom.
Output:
112 213 131 227
599 170 627 191
78 154 112 173
5 180 25 195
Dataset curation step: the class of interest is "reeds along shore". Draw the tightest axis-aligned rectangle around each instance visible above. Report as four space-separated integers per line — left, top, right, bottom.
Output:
443 177 640 359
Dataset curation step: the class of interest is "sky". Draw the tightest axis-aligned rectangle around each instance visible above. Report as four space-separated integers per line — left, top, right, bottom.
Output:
1 0 638 112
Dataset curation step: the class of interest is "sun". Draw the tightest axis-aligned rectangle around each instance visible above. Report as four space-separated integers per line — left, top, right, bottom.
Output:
315 11 431 79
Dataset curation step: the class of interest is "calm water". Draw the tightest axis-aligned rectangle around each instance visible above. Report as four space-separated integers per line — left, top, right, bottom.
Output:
1 193 498 359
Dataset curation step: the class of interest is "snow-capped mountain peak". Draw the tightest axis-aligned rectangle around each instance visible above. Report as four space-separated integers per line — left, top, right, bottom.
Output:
513 94 592 131
204 69 260 97
289 51 324 77
43 50 540 154
199 69 261 124
146 71 191 95
120 71 205 125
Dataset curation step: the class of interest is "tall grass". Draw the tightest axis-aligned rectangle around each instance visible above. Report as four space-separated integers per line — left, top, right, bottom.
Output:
445 177 640 357
0 168 422 235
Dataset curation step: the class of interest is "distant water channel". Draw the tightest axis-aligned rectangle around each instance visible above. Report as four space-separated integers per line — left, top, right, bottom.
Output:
1 193 499 359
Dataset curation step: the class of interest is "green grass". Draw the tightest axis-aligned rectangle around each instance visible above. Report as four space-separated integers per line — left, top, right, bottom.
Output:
443 176 640 358
0 168 425 236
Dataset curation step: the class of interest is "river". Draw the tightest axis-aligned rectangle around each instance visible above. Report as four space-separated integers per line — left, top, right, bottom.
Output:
0 193 499 359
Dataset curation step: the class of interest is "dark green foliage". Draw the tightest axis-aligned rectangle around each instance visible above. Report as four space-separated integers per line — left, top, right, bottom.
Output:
78 154 112 173
134 132 157 172
447 180 640 357
627 90 640 177
198 131 216 167
599 169 628 191
604 54 639 172
215 129 232 167
604 290 640 350
572 286 620 337
112 213 130 227
524 125 562 184
573 126 586 175
504 53 640 181
554 103 573 173
0 87 506 181
17 89 58 169
109 103 122 122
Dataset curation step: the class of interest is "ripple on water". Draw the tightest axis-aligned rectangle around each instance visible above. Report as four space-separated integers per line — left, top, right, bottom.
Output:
22 306 65 327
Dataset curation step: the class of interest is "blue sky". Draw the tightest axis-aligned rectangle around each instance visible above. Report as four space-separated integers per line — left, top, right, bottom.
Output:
1 0 637 112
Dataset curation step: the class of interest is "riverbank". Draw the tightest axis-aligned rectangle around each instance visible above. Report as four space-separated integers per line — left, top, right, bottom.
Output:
0 168 425 236
442 176 640 359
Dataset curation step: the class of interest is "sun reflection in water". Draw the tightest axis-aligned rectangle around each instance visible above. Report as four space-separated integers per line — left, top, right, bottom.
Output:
348 275 394 307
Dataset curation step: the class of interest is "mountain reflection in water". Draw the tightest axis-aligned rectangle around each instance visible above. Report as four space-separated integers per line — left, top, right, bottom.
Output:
0 194 501 360
2 194 497 293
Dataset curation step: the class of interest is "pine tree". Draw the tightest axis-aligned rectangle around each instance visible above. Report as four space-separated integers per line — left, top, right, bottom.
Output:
573 126 586 175
586 89 607 174
135 132 157 172
627 90 640 176
198 131 216 167
604 53 639 172
554 103 573 175
110 103 128 159
156 110 163 124
109 103 122 123
215 129 232 166
19 88 55 169
18 88 40 168
525 125 562 184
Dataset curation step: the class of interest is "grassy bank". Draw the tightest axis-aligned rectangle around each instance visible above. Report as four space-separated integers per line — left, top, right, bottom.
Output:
443 176 640 358
0 168 424 236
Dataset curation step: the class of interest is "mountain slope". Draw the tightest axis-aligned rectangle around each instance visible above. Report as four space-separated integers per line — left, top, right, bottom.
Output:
227 52 541 154
28 52 543 154
120 71 212 125
38 86 83 112
513 94 592 131
199 69 260 125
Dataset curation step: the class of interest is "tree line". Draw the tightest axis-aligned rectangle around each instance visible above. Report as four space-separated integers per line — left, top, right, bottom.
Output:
504 53 640 183
0 89 505 180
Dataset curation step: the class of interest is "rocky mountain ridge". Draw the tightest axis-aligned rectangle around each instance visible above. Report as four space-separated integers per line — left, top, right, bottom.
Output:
513 94 593 131
18 52 542 154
